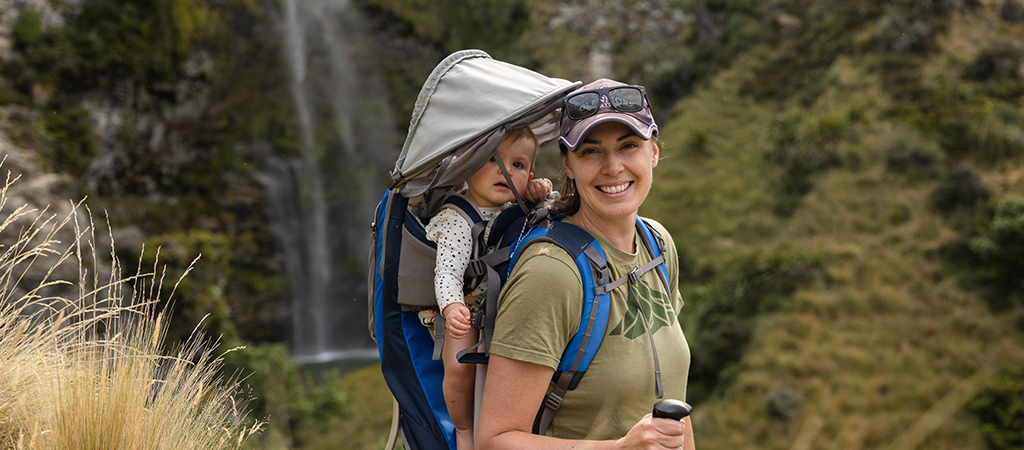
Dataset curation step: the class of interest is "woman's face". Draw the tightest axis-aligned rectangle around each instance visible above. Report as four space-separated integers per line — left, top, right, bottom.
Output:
562 121 659 225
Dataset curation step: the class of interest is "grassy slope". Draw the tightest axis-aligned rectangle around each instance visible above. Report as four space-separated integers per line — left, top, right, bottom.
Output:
650 10 1024 450
340 6 1024 450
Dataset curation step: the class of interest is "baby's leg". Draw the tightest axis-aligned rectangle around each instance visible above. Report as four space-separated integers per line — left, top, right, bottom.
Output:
442 318 478 449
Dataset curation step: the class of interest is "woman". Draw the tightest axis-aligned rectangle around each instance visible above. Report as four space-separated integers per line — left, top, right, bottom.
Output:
477 79 694 449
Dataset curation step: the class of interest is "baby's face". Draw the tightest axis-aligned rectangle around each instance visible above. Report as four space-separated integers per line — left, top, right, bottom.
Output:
464 137 536 208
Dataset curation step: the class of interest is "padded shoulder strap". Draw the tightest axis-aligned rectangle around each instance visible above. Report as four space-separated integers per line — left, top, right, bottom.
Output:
532 221 612 435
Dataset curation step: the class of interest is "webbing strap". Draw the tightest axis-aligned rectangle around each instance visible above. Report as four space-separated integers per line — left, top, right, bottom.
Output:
432 314 446 361
493 152 530 215
534 370 574 435
456 262 501 364
628 284 664 399
595 253 665 296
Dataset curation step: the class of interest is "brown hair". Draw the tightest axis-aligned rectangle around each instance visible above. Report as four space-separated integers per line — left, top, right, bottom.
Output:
502 126 539 170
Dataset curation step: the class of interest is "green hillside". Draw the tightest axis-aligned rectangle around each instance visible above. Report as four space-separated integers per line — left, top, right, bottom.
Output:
349 1 1024 449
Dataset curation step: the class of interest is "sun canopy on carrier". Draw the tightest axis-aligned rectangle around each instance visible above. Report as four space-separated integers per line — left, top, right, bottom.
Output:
386 49 581 198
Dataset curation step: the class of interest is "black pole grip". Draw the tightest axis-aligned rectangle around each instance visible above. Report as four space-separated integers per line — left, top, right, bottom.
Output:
652 399 692 420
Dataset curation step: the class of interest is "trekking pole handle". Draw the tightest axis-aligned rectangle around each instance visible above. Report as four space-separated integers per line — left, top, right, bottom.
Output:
652 399 692 421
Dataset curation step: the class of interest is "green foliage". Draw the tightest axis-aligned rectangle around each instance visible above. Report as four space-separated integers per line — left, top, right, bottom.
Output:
685 250 822 403
683 127 711 156
40 102 97 176
963 42 1024 102
143 230 240 347
741 1 877 103
930 168 991 215
967 363 1024 450
763 113 849 214
223 343 351 447
969 194 1024 309
12 10 44 48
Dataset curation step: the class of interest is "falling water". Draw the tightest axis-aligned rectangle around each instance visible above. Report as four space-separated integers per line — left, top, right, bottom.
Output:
266 0 396 362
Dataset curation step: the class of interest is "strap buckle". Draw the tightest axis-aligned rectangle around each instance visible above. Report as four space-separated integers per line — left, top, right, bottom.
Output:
544 392 563 411
628 266 641 285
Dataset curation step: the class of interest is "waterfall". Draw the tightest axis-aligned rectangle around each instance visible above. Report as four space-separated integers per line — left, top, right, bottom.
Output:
266 0 396 362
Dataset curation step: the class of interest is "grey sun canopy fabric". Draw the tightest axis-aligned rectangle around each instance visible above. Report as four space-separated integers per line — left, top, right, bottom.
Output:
389 50 581 198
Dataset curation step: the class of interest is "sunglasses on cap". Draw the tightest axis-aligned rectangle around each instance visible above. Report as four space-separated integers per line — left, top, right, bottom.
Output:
562 85 648 121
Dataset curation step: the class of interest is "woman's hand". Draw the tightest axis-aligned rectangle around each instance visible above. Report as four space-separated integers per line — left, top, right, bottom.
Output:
524 177 552 202
613 414 686 450
442 303 473 339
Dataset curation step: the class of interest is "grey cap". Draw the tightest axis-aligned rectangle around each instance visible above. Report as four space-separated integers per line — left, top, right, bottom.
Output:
558 78 658 152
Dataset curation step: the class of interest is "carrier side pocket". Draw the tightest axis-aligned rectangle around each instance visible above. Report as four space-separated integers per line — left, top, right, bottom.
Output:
398 224 440 308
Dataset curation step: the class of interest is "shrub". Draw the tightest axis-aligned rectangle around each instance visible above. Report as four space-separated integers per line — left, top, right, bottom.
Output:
1001 0 1024 23
967 363 1024 450
684 127 711 156
964 42 1024 82
764 386 804 420
763 114 848 213
930 168 990 214
42 103 97 176
970 194 1024 301
878 127 941 177
875 10 932 53
12 10 44 48
223 343 351 447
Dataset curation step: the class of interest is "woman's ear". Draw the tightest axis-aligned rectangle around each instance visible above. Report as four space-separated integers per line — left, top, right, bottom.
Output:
651 143 660 168
561 155 575 180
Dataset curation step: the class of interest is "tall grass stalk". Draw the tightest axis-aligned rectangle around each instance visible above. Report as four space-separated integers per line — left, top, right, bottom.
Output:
0 162 262 449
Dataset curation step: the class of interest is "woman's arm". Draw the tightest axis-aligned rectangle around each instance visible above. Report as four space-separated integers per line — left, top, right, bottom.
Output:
476 355 687 450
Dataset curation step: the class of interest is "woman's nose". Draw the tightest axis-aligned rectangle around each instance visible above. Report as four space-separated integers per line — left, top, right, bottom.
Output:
600 152 624 175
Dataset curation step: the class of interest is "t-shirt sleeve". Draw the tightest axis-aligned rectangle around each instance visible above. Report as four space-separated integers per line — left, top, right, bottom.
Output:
490 244 583 370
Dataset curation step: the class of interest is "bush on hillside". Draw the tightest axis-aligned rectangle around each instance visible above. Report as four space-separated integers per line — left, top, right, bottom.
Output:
763 114 850 214
1001 0 1024 23
967 363 1024 450
686 250 822 403
764 386 804 420
878 126 942 177
222 343 352 447
930 168 991 214
969 194 1024 308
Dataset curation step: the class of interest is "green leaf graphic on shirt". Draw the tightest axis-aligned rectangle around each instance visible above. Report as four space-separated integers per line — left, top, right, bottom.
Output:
608 278 675 340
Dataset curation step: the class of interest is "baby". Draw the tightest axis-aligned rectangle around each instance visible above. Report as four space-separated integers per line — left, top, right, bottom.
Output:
425 126 551 449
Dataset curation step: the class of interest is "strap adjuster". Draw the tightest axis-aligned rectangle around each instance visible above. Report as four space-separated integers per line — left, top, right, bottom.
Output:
544 392 563 411
628 266 641 285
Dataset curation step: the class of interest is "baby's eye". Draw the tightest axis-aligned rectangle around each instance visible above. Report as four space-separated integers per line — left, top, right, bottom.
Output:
512 161 525 169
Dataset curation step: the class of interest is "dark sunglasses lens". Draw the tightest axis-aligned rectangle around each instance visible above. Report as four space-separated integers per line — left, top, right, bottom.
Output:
608 88 644 112
566 92 601 120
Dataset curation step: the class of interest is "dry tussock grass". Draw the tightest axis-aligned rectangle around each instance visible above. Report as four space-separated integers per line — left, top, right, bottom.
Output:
0 161 263 449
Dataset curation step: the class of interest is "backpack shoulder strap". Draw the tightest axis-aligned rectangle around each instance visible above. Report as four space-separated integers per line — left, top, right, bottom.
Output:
533 220 613 435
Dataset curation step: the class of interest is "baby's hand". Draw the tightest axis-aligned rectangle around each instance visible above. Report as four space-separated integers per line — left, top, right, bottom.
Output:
524 177 552 202
442 304 473 339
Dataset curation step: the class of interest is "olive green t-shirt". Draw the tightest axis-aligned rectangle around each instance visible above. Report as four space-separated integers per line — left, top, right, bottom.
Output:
490 217 690 440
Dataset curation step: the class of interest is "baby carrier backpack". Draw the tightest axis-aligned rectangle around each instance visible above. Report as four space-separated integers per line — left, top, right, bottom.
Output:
367 50 671 449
